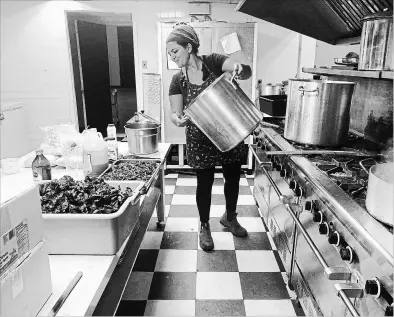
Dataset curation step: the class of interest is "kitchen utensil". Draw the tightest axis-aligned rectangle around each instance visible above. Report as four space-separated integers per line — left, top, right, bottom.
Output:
261 83 274 96
125 111 161 155
264 150 381 157
259 95 287 116
47 272 83 317
284 79 355 147
360 159 394 226
184 72 263 152
272 84 282 95
359 10 393 71
334 57 359 66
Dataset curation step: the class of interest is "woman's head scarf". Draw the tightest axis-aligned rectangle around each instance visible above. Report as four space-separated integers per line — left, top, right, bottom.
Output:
166 22 200 48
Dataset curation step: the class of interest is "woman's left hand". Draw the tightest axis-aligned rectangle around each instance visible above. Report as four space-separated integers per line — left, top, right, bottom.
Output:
233 63 243 78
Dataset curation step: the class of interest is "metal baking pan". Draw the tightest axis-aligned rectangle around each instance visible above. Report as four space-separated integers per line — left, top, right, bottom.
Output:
334 57 358 66
99 158 163 198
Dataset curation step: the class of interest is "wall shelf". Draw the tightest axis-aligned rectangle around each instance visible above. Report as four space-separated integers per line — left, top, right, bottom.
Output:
381 71 394 80
302 67 381 79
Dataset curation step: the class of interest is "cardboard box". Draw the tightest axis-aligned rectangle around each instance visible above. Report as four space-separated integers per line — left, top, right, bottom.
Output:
1 185 44 276
0 240 52 317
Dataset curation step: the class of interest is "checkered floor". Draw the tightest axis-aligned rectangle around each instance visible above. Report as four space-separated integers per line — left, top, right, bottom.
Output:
115 172 305 316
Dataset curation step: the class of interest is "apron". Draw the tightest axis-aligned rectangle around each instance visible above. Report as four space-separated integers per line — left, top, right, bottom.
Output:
182 60 246 169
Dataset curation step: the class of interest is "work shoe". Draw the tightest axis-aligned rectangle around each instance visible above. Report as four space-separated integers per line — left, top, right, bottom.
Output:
220 211 248 237
199 222 214 251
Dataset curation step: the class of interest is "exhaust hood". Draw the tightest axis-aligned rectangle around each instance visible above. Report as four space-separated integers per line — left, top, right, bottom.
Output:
235 0 393 45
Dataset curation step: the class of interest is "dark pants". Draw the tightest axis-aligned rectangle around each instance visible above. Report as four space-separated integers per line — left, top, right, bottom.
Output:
195 162 242 223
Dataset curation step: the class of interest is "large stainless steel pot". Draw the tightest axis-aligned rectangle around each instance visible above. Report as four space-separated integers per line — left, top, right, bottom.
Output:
284 79 355 147
125 112 161 154
359 10 393 71
361 160 394 227
184 72 263 152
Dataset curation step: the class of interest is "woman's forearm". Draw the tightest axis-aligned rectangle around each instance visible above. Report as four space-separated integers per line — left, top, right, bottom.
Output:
171 112 179 125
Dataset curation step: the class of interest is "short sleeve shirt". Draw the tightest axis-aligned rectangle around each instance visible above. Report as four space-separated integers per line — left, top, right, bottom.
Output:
168 53 228 99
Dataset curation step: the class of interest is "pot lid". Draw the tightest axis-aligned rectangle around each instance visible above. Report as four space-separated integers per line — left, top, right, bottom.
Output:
361 9 393 21
236 0 393 44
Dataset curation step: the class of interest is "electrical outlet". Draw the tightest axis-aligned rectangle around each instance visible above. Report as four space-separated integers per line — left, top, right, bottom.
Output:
142 61 147 69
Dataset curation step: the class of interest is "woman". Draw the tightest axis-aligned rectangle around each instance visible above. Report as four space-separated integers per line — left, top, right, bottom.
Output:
167 23 252 251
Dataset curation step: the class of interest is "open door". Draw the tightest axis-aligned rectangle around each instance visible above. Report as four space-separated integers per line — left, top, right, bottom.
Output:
77 20 112 136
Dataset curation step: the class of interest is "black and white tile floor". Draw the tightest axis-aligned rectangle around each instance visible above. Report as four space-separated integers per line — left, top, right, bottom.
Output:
115 172 305 316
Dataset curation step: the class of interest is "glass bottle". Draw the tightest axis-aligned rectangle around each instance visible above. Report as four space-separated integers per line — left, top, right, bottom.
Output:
107 137 118 161
32 149 52 182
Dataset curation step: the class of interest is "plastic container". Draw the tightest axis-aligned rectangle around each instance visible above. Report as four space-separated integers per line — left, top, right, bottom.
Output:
42 180 144 255
82 128 109 177
64 146 84 180
1 158 20 174
259 95 288 117
107 124 117 139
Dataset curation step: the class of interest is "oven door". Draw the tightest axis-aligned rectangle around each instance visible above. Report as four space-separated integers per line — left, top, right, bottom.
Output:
250 145 364 317
252 145 297 274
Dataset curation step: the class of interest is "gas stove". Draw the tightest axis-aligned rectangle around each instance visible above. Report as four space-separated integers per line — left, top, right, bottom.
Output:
251 120 393 316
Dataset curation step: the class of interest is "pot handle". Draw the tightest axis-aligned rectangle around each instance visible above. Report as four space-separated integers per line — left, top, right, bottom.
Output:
298 86 319 96
229 72 238 90
359 158 377 174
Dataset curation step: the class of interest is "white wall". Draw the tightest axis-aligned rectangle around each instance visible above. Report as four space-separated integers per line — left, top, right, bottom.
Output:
106 25 121 86
314 40 361 68
0 0 316 151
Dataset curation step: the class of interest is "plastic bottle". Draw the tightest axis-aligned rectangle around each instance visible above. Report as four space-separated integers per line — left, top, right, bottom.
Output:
32 149 52 182
107 137 118 161
82 129 109 177
107 124 116 139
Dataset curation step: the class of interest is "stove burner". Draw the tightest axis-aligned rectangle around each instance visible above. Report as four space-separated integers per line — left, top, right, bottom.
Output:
338 183 367 199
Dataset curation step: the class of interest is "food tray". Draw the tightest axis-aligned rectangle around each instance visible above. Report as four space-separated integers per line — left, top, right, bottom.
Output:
99 159 163 197
259 95 287 117
41 180 144 255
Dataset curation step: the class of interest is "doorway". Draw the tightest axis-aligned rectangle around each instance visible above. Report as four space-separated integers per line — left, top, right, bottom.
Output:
66 11 137 136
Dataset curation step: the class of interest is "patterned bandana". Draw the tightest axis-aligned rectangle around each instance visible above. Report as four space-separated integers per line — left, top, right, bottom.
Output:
166 22 200 48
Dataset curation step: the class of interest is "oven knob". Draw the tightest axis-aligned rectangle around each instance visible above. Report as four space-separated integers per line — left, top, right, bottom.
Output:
340 246 354 263
294 185 304 197
312 210 323 223
365 278 381 297
305 201 312 211
257 140 262 147
289 179 296 190
318 222 329 235
280 167 287 177
328 231 341 246
385 305 393 316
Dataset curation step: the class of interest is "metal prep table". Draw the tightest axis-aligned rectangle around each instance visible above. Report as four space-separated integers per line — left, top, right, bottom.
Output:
0 142 171 317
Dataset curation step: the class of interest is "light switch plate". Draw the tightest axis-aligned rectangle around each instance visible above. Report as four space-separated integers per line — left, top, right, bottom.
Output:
142 61 147 69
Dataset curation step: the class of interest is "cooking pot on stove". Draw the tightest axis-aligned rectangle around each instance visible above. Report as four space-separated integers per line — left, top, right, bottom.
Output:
360 159 394 227
284 79 355 147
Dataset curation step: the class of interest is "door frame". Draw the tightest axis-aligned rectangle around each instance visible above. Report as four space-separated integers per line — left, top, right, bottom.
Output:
64 10 138 133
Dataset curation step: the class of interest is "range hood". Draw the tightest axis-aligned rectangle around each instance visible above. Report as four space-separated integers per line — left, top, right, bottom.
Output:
236 0 393 45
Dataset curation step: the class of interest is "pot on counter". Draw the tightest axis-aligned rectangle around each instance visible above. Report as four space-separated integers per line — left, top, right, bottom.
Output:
360 159 394 227
284 79 356 147
125 111 161 154
184 72 263 152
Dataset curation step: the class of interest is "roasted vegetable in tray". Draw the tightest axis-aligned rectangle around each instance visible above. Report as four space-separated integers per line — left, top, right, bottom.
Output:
39 175 134 214
101 160 159 181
